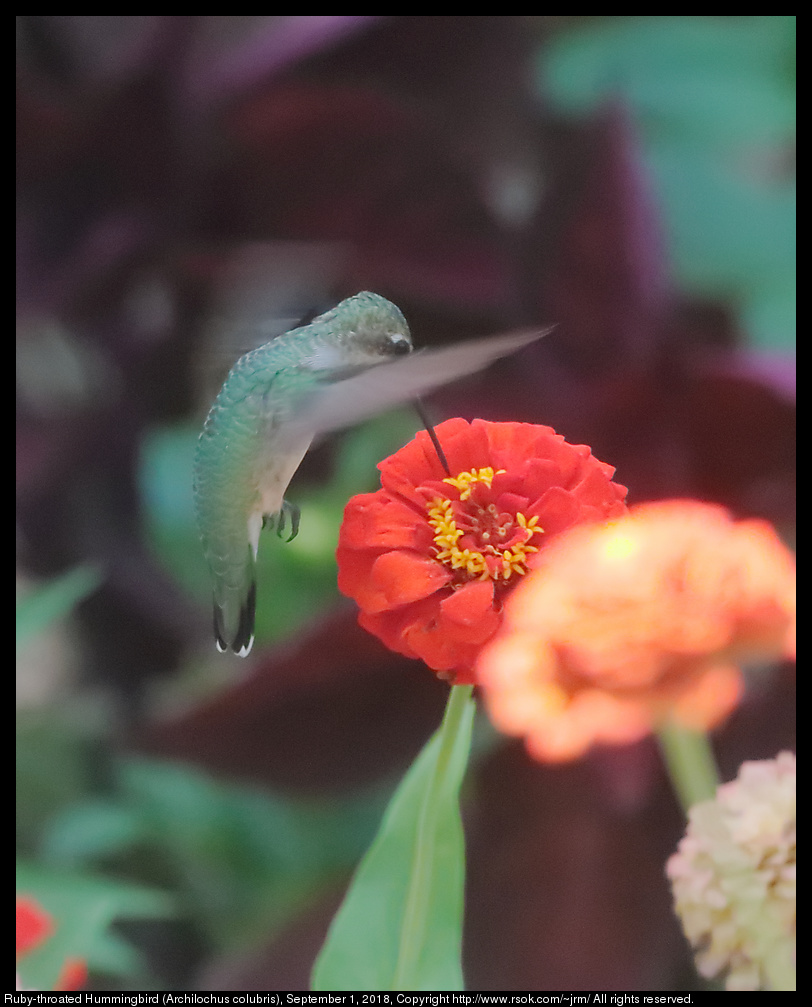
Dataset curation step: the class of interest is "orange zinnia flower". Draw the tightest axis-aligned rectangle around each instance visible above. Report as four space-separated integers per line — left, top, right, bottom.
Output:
336 418 628 682
477 500 796 761
16 895 87 991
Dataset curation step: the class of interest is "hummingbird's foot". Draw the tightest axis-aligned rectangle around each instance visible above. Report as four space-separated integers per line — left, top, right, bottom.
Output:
277 499 301 542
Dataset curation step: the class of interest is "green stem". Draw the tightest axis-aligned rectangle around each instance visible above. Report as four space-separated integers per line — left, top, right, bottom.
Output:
391 683 474 990
656 720 720 814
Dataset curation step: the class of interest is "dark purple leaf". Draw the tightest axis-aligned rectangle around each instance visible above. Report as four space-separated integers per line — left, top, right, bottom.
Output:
182 17 385 108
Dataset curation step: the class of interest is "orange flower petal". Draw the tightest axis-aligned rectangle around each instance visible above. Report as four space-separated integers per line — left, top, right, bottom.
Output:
477 500 795 761
669 664 744 731
525 691 652 763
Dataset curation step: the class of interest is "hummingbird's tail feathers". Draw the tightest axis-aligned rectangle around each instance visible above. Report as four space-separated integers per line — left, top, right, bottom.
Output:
213 576 256 657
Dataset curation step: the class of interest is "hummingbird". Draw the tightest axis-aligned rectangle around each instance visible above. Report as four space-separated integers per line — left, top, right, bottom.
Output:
194 290 549 656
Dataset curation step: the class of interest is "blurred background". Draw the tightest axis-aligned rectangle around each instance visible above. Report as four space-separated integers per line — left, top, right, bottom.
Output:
17 16 795 992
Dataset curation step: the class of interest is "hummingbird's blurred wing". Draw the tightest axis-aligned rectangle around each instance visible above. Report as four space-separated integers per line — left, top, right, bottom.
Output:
284 325 553 443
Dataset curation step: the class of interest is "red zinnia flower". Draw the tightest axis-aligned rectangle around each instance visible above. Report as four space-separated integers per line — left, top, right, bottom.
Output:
336 418 628 682
477 500 796 761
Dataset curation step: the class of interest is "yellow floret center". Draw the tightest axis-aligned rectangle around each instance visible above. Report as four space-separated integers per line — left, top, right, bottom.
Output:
442 466 502 500
426 467 543 582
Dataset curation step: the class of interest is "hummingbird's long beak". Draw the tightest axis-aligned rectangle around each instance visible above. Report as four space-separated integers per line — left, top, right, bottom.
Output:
414 397 451 475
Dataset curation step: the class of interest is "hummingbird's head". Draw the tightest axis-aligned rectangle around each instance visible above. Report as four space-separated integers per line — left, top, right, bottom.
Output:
322 291 413 366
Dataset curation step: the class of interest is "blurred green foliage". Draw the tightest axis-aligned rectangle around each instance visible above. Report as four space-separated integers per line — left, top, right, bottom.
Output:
17 561 397 988
16 566 101 653
17 574 171 990
541 15 796 350
16 861 173 990
40 757 389 952
18 705 394 987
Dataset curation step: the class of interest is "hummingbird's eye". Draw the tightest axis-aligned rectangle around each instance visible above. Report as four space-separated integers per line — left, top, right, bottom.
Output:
388 335 412 356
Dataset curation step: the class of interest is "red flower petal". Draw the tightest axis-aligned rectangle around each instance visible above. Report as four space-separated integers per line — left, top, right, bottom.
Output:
339 492 430 551
401 617 479 673
439 418 492 475
533 433 590 485
55 957 88 992
360 550 452 613
571 464 626 511
528 485 584 535
379 430 450 505
16 896 53 958
479 420 551 464
440 581 501 645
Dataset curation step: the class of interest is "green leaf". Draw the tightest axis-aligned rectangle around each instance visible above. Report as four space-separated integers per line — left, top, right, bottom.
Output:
330 409 421 496
16 713 92 851
16 565 101 651
42 756 387 952
312 685 475 992
41 800 149 865
741 278 797 353
16 861 173 990
124 758 385 950
646 146 795 294
542 16 795 145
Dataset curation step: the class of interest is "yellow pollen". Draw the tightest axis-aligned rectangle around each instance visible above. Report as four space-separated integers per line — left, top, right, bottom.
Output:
426 467 543 582
442 466 505 501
